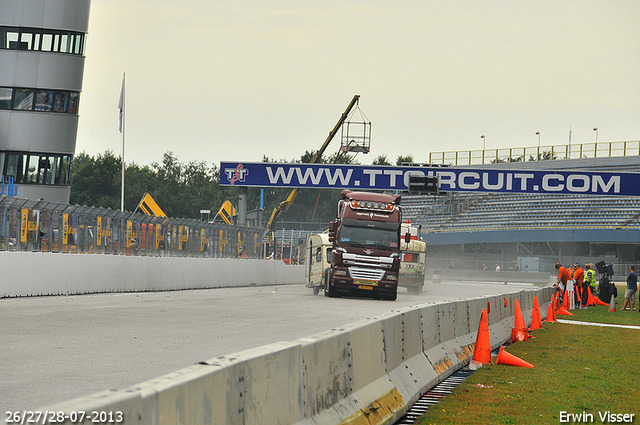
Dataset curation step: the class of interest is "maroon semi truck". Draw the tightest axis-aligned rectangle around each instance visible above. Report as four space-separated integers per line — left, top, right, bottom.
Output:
325 190 408 301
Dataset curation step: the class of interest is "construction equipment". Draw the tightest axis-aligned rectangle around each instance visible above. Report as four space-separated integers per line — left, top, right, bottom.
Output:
265 95 362 235
215 200 236 225
135 193 167 218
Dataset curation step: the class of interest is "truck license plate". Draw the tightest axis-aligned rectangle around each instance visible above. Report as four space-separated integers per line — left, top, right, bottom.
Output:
358 285 373 290
354 279 377 286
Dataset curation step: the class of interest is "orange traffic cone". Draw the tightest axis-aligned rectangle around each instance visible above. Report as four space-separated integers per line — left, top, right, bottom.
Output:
545 296 557 323
495 345 534 368
471 308 492 365
504 297 508 308
608 294 616 312
594 297 609 307
553 292 572 316
511 299 529 342
556 305 573 316
530 296 543 330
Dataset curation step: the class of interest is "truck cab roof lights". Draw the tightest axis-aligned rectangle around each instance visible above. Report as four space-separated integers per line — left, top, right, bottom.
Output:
349 200 397 212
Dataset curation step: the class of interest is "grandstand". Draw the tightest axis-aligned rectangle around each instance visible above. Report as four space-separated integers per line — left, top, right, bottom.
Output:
402 155 640 275
412 193 640 232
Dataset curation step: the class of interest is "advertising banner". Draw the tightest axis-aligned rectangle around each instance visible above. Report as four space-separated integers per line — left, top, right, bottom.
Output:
220 162 639 196
126 220 132 249
20 208 28 243
62 213 69 245
97 216 102 247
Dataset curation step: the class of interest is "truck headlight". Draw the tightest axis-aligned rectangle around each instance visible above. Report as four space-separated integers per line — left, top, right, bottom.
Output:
387 274 397 281
334 269 348 276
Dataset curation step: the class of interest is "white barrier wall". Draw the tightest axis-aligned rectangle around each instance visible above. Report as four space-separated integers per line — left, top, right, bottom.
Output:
40 287 553 425
0 252 304 297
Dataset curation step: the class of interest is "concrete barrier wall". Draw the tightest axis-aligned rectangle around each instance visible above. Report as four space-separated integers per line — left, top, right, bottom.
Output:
0 252 305 297
40 287 553 425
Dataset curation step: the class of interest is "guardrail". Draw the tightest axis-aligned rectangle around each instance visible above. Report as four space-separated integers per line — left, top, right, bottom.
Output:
429 140 640 166
0 196 264 259
39 287 553 425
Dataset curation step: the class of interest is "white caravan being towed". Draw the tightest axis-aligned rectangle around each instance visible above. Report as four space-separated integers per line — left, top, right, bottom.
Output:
305 233 332 295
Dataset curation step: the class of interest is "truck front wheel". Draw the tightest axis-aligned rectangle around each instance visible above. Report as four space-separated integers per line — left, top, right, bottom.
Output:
383 291 398 301
324 269 339 298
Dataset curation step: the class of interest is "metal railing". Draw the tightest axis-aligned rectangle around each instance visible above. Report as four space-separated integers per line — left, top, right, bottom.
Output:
428 140 640 166
0 196 266 258
1 176 18 196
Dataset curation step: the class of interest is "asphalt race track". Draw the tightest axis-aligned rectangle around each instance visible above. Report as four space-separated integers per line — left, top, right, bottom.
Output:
1 280 539 412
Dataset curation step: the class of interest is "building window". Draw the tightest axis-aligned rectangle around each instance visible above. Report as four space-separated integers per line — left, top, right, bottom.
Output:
2 27 19 49
41 33 53 52
53 91 67 112
20 32 33 50
67 92 78 114
60 34 69 53
1 87 79 114
0 26 86 55
35 90 53 112
13 88 34 110
0 87 11 109
1 151 72 186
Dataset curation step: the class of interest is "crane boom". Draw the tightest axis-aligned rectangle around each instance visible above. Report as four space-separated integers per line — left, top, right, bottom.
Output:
265 95 361 233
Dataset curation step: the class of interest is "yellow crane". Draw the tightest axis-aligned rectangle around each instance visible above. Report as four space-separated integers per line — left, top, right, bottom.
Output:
265 95 362 233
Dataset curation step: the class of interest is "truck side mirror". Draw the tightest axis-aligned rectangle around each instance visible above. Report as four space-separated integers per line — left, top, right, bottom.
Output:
404 232 411 244
328 221 336 242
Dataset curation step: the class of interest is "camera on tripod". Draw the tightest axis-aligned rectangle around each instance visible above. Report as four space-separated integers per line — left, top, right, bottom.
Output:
595 261 614 278
594 261 615 303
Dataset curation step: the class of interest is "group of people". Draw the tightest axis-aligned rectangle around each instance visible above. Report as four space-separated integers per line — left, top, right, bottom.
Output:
554 261 640 311
554 262 604 309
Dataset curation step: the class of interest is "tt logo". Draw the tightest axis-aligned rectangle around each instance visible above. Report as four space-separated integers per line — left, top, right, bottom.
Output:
364 249 374 255
225 164 249 184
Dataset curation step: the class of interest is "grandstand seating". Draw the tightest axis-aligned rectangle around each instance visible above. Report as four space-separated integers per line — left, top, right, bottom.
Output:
404 192 640 232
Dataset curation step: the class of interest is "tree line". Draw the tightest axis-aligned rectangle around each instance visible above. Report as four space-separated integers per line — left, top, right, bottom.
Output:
69 151 416 226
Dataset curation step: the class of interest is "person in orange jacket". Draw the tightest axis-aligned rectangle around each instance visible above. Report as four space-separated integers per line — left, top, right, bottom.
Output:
555 262 570 304
573 262 585 308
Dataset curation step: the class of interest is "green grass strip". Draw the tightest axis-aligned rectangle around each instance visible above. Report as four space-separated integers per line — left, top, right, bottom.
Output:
418 287 640 425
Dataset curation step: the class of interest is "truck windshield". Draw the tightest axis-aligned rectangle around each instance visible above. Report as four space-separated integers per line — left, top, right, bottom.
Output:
338 222 399 250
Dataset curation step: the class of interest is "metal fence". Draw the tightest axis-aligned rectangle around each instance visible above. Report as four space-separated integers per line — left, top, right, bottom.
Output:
428 140 640 166
0 196 266 258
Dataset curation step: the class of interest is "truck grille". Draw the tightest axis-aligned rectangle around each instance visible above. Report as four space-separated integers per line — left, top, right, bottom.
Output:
343 253 394 264
349 267 386 280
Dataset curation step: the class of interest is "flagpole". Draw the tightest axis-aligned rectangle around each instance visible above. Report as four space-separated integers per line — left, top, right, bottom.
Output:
119 73 125 211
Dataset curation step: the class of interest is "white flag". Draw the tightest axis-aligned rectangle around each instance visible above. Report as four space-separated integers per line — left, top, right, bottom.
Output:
118 74 125 133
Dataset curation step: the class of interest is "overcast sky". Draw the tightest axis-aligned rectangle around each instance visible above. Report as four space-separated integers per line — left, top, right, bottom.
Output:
76 0 640 168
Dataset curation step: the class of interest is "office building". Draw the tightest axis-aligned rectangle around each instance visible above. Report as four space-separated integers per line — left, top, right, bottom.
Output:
0 0 91 202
